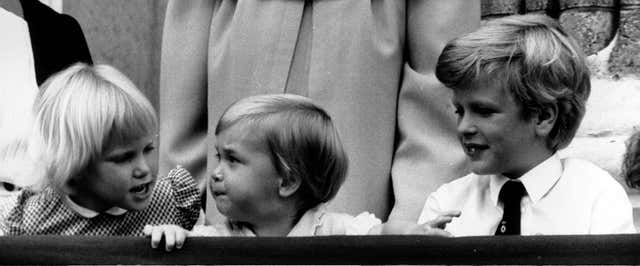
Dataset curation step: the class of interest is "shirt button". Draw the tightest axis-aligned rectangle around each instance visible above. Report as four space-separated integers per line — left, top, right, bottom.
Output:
500 225 507 233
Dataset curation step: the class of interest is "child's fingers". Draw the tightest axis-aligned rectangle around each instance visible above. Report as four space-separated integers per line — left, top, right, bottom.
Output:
143 225 153 236
438 210 462 218
150 227 165 249
409 223 452 237
426 216 454 229
175 229 187 250
424 228 453 237
164 228 176 252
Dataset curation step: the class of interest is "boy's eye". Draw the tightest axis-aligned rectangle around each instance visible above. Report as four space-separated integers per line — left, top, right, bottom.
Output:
472 106 496 117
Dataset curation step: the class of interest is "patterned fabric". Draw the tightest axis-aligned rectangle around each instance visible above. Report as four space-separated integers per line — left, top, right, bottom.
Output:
0 166 200 236
191 203 381 236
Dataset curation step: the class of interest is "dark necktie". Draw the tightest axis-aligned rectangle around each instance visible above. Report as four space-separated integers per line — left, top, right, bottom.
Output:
495 180 527 235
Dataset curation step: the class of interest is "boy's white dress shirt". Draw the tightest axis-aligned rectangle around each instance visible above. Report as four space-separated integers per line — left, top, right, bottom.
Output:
418 154 636 236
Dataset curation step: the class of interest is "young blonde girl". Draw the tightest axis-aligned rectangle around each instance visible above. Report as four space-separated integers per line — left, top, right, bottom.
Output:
0 63 201 235
146 94 455 250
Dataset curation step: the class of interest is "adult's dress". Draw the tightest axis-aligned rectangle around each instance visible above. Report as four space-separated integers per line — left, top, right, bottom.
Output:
159 0 479 223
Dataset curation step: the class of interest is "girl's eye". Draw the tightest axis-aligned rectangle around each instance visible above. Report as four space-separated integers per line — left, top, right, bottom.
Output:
109 152 135 164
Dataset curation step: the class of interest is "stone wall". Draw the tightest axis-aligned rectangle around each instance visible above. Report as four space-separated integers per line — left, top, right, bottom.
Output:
482 0 640 78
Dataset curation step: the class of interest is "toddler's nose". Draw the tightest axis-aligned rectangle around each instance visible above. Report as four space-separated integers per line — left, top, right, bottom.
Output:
211 166 223 182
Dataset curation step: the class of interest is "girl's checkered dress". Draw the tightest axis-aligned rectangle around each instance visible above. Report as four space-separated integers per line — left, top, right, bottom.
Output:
1 166 200 235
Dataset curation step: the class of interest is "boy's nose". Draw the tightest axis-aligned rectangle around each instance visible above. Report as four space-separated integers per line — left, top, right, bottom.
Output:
457 116 477 136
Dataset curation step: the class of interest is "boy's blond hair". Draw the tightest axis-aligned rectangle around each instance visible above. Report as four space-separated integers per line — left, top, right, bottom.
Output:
215 94 348 214
436 14 590 150
33 63 157 192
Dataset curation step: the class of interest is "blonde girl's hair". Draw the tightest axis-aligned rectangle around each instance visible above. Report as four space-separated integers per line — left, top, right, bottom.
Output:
33 63 157 192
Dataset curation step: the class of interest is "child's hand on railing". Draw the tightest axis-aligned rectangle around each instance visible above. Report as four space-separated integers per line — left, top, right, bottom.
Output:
373 210 460 236
407 210 461 236
143 224 191 252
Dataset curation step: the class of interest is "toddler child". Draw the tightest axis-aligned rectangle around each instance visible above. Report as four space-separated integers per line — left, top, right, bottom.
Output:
145 94 455 251
417 14 635 236
0 63 201 235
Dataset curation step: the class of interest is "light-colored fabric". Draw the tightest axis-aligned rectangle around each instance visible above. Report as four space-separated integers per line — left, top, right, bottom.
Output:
418 154 636 236
0 7 40 219
159 0 479 224
191 203 381 236
0 7 40 188
0 166 201 235
63 195 127 218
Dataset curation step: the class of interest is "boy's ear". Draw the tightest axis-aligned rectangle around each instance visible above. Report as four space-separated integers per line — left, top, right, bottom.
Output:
278 174 301 198
534 104 558 137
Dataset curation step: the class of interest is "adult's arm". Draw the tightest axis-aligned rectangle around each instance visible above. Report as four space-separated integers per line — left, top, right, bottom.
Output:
159 0 214 190
389 0 480 222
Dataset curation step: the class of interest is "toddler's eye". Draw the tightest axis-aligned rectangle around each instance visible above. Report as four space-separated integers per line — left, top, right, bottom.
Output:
214 153 221 162
143 145 155 154
227 155 239 164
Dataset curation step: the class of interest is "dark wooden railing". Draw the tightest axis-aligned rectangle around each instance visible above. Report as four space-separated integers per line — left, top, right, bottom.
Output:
1 234 640 264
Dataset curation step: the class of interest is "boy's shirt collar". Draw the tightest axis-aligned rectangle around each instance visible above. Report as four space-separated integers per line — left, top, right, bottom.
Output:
63 195 128 218
490 153 562 206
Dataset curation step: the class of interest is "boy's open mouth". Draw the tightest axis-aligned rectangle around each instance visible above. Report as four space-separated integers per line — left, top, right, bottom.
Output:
463 143 489 155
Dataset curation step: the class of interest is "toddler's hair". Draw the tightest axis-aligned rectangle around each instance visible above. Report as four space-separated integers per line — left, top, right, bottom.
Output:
436 14 591 150
215 94 348 213
623 130 640 188
33 63 157 192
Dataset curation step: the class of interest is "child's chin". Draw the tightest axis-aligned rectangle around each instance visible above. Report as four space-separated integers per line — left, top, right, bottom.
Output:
469 164 495 176
129 199 152 211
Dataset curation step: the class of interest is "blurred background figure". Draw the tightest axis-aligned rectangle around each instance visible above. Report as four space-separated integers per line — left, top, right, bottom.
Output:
0 6 41 216
1 0 93 85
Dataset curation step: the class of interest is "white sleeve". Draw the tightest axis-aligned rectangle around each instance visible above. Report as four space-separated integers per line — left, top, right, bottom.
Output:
589 182 636 234
417 185 447 224
344 212 382 235
190 225 224 236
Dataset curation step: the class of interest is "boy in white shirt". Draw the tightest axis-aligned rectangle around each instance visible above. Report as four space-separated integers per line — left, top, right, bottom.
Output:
418 14 635 236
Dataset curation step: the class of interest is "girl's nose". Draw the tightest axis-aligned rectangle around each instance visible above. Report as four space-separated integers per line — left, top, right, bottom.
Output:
133 157 150 179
